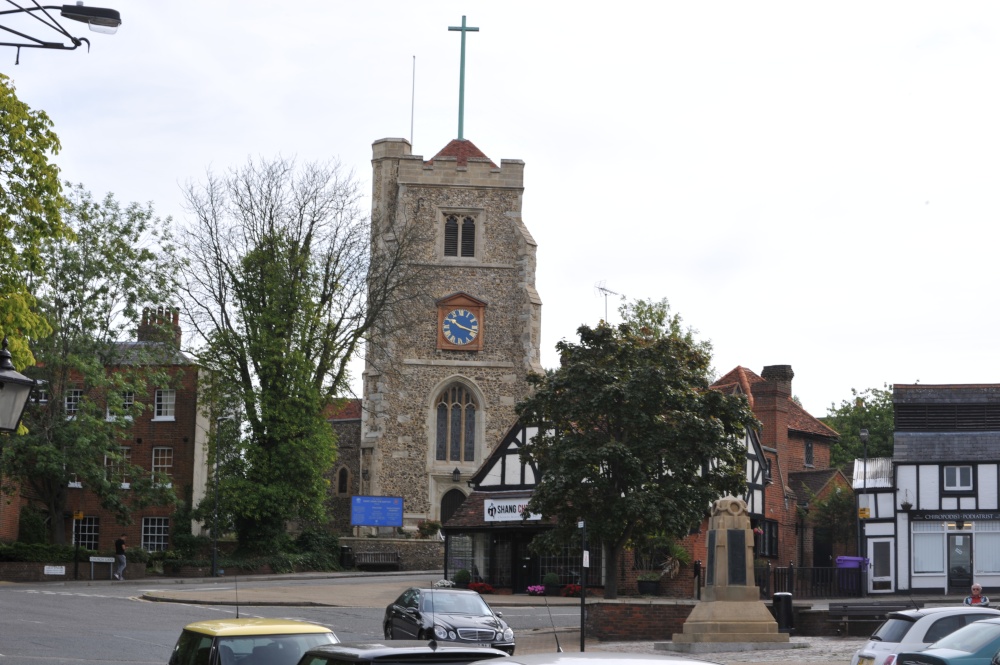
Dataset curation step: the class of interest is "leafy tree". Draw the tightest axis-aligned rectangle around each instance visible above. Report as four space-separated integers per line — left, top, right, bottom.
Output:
823 385 894 468
3 185 181 543
179 157 429 553
805 486 857 550
516 299 759 599
0 73 68 365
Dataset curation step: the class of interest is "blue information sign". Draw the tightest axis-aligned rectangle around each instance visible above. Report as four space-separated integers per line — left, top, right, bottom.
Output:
351 496 404 527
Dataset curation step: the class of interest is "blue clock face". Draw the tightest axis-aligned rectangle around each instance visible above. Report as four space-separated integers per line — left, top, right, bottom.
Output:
443 308 479 346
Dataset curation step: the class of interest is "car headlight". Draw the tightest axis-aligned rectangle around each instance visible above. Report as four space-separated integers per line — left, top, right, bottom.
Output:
503 627 514 642
433 625 450 640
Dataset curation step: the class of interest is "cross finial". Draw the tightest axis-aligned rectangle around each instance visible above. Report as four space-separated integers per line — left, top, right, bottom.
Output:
448 15 479 141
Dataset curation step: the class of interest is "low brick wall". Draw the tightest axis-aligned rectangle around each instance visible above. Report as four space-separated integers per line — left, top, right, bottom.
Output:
338 537 443 571
0 561 146 582
587 600 697 640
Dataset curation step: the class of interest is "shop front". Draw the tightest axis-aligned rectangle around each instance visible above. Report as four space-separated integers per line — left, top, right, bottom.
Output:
909 511 1000 593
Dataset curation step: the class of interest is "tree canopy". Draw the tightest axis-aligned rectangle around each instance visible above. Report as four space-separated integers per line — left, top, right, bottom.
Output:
515 299 759 598
0 73 68 366
4 185 182 542
823 385 894 468
179 156 428 552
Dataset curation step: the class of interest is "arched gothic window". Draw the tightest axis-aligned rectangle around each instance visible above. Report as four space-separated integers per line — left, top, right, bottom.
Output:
337 467 349 495
441 489 467 524
435 384 477 462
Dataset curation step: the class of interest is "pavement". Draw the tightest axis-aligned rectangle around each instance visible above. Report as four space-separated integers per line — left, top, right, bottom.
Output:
20 569 971 663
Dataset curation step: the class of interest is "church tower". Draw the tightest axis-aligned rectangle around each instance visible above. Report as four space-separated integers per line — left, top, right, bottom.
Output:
361 136 542 527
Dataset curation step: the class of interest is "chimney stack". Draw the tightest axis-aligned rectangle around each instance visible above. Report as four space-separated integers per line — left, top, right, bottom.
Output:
137 306 182 348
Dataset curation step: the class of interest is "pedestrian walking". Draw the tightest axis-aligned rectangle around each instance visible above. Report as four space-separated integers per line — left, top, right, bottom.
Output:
114 533 127 580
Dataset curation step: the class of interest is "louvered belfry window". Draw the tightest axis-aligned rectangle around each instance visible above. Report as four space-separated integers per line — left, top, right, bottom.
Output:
444 214 476 258
435 384 477 462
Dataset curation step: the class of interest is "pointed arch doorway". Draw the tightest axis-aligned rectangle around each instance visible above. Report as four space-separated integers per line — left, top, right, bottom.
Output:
441 489 466 524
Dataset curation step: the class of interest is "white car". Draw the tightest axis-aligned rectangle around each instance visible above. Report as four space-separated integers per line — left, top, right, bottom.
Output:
851 606 1000 665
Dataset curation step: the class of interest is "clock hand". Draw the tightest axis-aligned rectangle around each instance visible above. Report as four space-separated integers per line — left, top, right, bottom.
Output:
450 321 476 333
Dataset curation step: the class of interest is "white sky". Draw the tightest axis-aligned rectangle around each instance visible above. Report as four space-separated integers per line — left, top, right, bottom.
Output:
7 2 1000 419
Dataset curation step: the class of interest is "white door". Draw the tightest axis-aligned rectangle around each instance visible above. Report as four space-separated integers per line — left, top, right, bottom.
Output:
868 538 895 593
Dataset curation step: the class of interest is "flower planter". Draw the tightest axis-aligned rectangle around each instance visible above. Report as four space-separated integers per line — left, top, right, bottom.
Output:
637 579 660 595
545 585 560 596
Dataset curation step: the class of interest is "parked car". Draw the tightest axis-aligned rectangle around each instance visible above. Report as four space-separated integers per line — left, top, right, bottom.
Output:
169 618 339 665
895 616 1000 665
467 654 723 665
852 607 1000 665
383 588 515 654
295 640 510 665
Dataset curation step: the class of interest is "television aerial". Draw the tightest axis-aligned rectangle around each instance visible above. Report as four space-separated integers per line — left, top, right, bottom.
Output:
594 281 621 323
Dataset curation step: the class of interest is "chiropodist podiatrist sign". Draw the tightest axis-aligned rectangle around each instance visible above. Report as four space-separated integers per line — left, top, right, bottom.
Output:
484 497 542 522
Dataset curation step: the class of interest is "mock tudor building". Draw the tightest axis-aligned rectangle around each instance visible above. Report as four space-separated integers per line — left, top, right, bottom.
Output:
359 137 542 530
889 383 1000 595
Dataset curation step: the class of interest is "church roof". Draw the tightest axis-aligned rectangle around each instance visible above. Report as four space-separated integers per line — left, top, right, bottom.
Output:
324 399 361 421
428 139 497 168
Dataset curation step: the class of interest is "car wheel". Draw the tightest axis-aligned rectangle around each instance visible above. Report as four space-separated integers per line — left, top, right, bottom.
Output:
383 624 392 639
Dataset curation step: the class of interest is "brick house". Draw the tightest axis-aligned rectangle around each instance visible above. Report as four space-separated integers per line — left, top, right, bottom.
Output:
17 307 209 555
703 365 841 572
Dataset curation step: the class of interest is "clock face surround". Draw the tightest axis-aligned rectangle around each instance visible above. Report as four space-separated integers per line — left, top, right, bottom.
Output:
442 308 480 346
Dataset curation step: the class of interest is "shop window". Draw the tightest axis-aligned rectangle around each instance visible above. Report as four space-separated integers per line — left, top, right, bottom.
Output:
913 522 945 573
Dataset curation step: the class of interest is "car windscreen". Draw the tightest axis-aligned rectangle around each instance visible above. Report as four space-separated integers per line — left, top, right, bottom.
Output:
218 633 339 665
872 617 918 643
930 621 1000 653
422 593 491 616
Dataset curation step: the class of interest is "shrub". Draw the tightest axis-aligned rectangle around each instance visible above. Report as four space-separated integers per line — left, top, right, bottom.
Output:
17 506 47 544
454 568 472 584
417 520 441 538
561 584 582 597
542 571 560 586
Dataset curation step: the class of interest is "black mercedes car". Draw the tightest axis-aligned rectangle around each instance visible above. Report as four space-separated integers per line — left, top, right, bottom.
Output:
383 588 515 655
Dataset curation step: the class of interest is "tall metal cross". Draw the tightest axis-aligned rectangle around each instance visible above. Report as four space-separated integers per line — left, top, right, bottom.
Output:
448 15 479 140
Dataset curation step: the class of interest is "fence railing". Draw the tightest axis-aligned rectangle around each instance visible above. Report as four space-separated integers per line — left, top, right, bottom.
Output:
694 561 868 599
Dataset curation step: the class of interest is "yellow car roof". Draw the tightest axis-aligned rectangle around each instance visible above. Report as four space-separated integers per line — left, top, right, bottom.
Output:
182 618 333 637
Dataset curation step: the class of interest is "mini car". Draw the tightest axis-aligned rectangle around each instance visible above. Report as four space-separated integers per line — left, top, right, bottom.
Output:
895 616 1000 665
852 607 1000 665
383 587 515 654
296 640 510 664
168 618 339 665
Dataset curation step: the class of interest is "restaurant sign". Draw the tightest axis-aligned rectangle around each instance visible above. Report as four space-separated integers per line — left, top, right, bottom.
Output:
484 498 541 522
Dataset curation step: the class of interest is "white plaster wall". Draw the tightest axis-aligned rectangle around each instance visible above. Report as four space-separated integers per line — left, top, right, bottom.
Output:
877 493 894 518
979 464 999 509
867 522 894 536
919 466 940 510
897 513 910 590
898 465 917 509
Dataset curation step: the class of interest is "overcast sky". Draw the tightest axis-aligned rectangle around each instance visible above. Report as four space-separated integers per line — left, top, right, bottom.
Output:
7 2 1000 419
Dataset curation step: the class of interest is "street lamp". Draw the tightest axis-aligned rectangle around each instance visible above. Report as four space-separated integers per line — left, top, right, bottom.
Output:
0 2 122 58
0 337 36 433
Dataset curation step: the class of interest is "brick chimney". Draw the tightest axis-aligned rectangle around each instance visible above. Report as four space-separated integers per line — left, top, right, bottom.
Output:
137 306 181 348
751 365 794 452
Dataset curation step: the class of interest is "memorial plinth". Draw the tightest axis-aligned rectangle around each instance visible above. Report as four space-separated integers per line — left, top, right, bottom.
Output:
664 496 791 652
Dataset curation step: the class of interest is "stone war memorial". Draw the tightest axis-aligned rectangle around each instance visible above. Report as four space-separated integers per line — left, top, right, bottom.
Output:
668 496 793 652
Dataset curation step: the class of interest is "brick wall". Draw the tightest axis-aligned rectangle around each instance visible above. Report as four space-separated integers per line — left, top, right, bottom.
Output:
339 537 443 570
0 561 145 582
586 601 697 640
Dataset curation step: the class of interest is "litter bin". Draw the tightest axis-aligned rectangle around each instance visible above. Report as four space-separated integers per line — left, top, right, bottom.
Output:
836 556 868 594
773 592 793 633
340 545 354 569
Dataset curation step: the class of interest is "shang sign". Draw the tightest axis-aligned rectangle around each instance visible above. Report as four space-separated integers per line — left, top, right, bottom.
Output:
484 498 541 522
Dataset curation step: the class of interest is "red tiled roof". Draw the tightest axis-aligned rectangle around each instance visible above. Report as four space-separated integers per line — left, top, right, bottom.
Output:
324 399 361 421
712 366 837 440
427 139 497 168
789 468 852 502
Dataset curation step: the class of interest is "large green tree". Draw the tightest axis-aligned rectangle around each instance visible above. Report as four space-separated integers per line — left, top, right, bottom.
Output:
823 385 894 468
516 299 759 599
0 73 68 365
3 185 182 542
179 157 429 553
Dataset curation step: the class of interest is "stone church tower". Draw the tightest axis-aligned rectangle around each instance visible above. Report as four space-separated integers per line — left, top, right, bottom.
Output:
360 136 542 528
